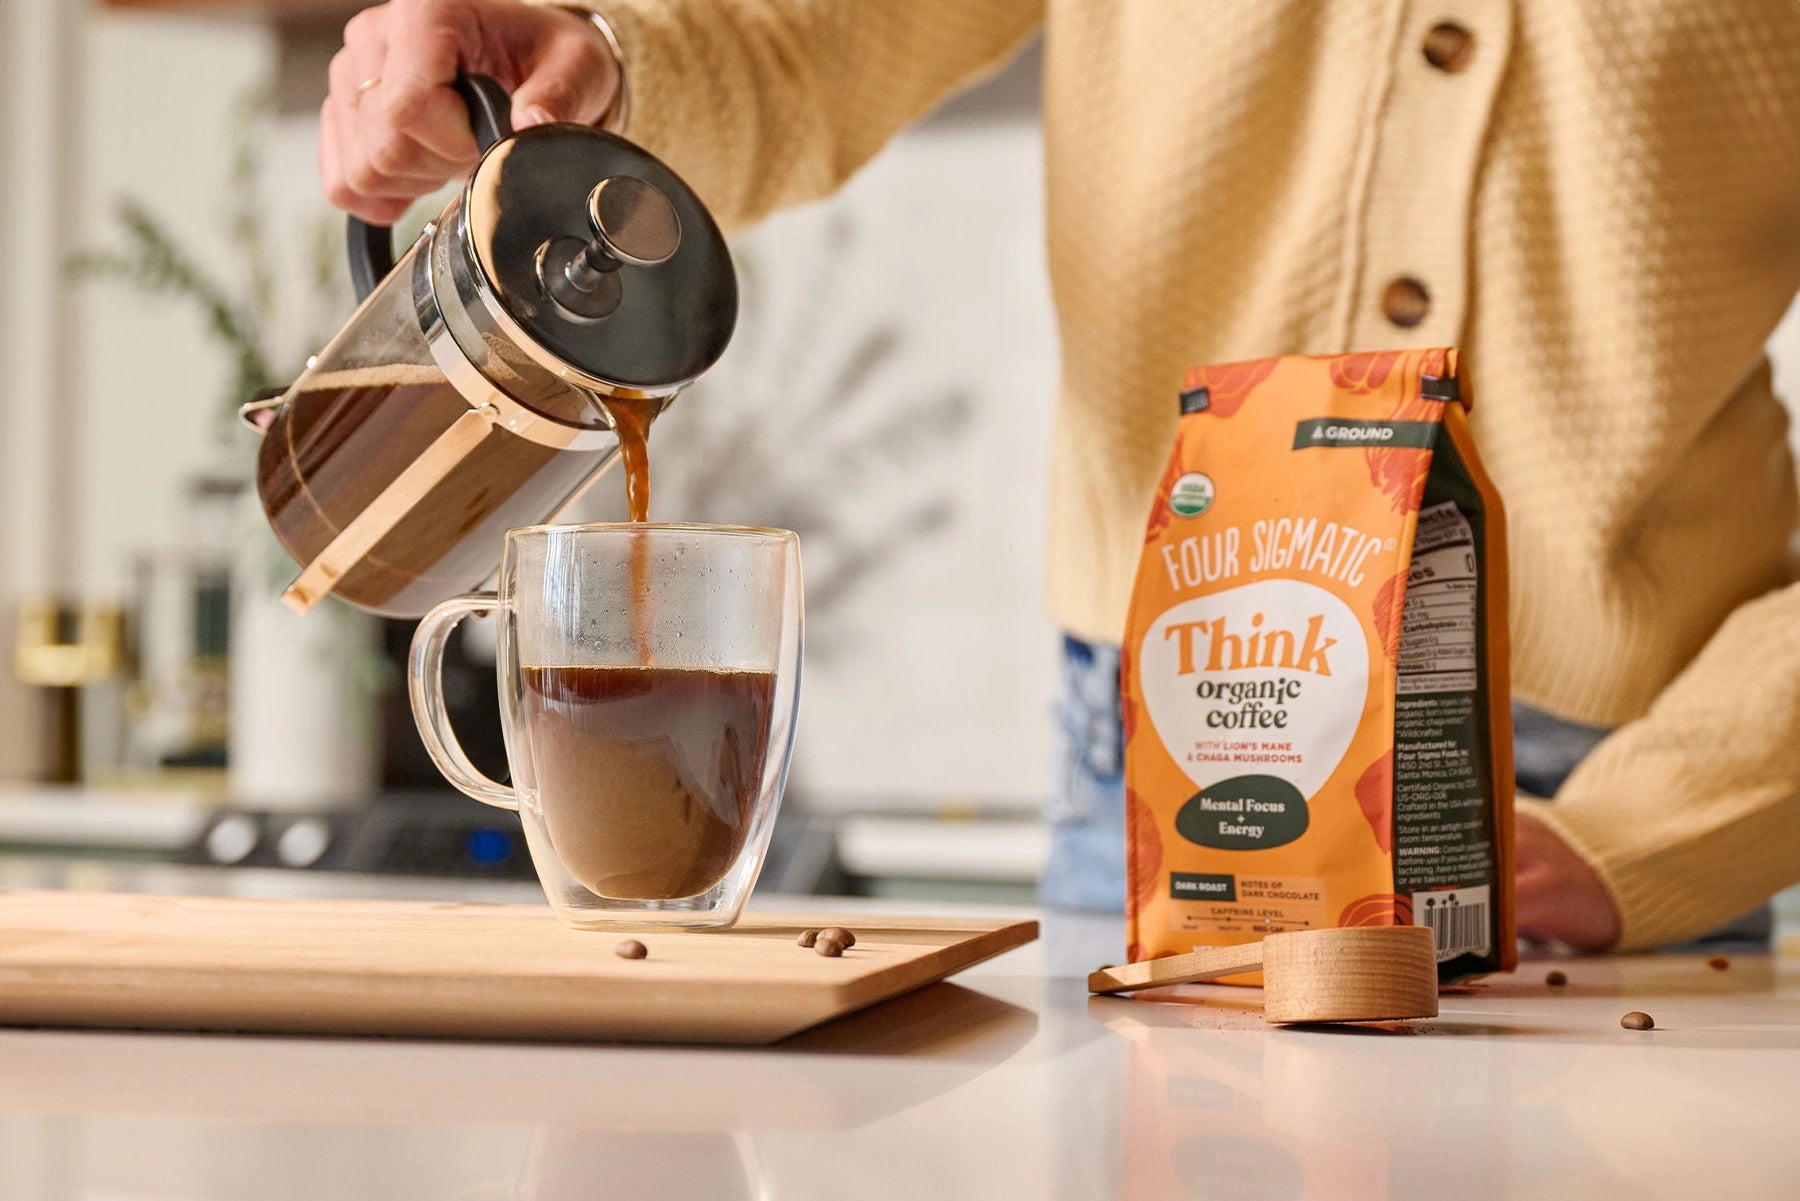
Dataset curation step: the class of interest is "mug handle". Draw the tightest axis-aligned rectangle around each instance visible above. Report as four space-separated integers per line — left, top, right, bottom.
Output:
408 592 517 810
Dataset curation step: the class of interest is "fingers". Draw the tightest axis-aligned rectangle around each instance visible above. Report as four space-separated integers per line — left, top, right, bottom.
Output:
1512 810 1621 952
321 99 411 225
378 0 483 160
508 7 620 128
318 0 623 220
340 10 464 174
320 0 479 222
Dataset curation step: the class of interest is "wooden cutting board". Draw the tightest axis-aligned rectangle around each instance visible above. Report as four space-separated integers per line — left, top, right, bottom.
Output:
0 891 1037 1045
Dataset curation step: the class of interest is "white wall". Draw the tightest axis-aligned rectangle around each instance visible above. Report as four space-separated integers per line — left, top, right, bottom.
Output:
0 6 276 596
0 4 281 780
645 105 1062 808
74 13 278 594
0 0 86 774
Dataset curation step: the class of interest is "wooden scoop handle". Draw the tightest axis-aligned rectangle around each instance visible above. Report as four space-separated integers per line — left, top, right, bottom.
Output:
1088 942 1263 994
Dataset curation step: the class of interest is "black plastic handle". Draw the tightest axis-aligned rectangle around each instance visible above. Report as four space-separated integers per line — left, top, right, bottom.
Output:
346 75 514 300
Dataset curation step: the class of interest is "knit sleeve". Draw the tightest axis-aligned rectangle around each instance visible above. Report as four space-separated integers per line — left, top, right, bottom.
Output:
1519 581 1800 951
559 0 1044 231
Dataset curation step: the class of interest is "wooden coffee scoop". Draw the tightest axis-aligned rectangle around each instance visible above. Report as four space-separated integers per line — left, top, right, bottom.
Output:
1088 926 1439 1024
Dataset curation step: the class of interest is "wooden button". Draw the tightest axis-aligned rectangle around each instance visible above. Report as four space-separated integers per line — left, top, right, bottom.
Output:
1381 277 1431 328
1422 22 1475 73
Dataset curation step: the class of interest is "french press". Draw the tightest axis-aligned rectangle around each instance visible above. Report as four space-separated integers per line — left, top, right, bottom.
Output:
243 77 737 618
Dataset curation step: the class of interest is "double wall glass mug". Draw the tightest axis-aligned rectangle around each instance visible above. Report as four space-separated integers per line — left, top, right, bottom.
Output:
409 524 802 929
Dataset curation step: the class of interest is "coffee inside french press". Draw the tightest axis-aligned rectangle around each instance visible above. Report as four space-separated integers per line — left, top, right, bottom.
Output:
257 365 607 614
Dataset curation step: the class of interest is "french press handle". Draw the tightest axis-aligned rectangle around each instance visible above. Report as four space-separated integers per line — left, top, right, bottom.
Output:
346 74 513 300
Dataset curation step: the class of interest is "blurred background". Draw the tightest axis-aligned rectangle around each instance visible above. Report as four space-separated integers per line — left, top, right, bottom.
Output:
4 2 1800 911
0 0 1058 903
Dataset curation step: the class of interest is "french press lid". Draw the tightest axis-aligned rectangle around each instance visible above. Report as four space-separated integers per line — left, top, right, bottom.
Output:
349 77 737 398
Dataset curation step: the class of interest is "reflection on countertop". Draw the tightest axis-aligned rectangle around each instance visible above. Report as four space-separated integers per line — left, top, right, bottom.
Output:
2 860 1798 1201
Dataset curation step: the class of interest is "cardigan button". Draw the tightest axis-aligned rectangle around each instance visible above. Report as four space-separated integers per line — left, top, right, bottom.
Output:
1422 22 1476 73
1381 277 1431 328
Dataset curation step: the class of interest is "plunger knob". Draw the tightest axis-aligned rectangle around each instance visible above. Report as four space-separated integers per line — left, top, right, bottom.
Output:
537 176 683 322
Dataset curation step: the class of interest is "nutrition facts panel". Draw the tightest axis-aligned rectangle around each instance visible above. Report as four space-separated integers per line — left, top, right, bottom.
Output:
1397 502 1478 695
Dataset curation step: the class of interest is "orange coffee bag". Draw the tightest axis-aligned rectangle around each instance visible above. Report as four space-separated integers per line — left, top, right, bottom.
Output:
1122 349 1514 982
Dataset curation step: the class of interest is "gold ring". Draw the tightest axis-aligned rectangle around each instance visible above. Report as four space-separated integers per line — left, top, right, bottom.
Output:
353 76 381 104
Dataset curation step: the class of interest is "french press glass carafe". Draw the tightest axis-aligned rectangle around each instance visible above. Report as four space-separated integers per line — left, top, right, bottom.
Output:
243 77 736 618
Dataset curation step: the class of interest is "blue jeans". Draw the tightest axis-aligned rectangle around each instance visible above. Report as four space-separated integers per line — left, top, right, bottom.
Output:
1039 637 1128 911
1039 636 1770 944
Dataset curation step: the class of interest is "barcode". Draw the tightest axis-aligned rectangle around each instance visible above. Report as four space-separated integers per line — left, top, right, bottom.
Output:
1413 885 1491 961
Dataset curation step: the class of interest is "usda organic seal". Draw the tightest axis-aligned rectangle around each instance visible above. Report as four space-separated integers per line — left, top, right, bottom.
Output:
1169 472 1215 518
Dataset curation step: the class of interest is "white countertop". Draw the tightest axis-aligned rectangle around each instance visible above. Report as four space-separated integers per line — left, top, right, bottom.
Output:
2 861 1797 1200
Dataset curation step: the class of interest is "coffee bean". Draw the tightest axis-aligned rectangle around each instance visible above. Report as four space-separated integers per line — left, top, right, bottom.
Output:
1545 970 1568 987
819 926 856 948
1620 1010 1654 1030
814 934 847 958
615 939 648 960
1707 956 1729 971
797 929 820 948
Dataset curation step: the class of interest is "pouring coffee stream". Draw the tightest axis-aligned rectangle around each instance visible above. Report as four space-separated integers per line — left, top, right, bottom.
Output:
602 394 660 664
244 75 736 618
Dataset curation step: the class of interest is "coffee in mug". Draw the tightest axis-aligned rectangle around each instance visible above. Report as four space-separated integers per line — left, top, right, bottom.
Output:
522 664 777 900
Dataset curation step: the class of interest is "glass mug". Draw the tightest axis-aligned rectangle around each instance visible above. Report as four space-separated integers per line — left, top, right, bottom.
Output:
409 524 802 929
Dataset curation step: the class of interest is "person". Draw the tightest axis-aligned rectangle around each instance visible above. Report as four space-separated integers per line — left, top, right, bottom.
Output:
319 0 1800 953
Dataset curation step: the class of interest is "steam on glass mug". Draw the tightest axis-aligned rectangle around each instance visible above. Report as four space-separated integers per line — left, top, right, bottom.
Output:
408 524 802 929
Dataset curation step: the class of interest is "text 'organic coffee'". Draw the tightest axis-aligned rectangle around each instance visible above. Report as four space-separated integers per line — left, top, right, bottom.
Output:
1122 349 1515 983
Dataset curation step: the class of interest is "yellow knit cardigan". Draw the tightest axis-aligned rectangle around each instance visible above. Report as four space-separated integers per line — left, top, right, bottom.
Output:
567 0 1800 949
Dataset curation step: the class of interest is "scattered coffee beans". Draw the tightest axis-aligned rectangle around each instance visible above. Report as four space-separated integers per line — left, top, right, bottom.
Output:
1545 970 1568 987
797 929 820 948
1620 1010 1654 1030
615 939 648 960
819 926 857 948
1707 956 1730 971
814 934 847 958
